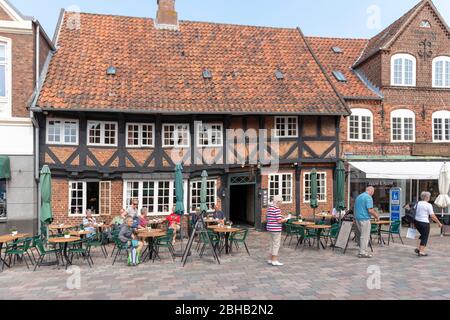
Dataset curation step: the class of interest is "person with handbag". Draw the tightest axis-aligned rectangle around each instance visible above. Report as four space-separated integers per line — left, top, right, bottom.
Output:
414 191 443 257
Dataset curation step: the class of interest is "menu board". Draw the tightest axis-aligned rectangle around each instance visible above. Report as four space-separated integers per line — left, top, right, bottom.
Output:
334 221 353 252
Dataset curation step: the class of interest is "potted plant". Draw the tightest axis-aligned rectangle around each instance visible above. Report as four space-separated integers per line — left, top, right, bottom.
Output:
10 227 18 236
64 230 71 239
226 221 233 229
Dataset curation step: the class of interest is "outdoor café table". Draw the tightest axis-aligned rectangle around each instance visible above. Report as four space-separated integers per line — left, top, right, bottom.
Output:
292 221 315 226
204 218 220 225
47 236 81 268
0 233 30 271
69 230 93 239
371 220 391 246
305 225 331 250
93 223 110 232
213 227 240 254
137 229 166 262
48 224 76 234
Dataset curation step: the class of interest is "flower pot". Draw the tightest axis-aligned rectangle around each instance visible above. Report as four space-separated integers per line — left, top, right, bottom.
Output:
11 231 18 236
64 235 70 239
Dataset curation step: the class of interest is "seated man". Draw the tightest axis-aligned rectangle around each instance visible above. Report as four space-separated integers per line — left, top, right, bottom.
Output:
166 209 181 245
119 217 144 266
138 208 149 230
83 209 97 237
212 203 225 224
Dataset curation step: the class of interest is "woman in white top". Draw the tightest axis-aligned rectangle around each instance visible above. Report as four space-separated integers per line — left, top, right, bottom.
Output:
414 191 443 256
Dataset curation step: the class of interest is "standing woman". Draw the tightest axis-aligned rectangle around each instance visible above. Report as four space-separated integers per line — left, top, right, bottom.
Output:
267 195 288 266
414 191 443 256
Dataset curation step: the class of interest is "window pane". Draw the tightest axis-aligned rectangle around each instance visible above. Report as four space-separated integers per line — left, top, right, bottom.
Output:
125 181 139 208
157 181 171 213
446 61 450 87
392 117 402 141
104 123 116 145
69 182 84 215
142 124 153 146
88 123 101 144
361 116 372 140
404 59 413 85
48 120 61 143
0 45 6 62
435 61 444 87
0 65 5 97
64 121 77 144
394 58 403 84
445 118 450 141
403 117 414 141
349 115 359 140
142 181 155 213
163 125 175 146
127 124 140 146
434 118 443 141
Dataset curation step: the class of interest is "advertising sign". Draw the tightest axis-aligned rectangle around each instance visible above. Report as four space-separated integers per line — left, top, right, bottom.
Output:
390 188 401 222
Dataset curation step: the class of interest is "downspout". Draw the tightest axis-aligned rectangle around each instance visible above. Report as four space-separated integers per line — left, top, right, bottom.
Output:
31 22 40 232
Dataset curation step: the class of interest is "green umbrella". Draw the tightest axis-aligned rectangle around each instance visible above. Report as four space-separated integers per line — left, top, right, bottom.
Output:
39 165 53 226
200 170 208 214
310 168 319 221
174 164 185 254
334 161 346 215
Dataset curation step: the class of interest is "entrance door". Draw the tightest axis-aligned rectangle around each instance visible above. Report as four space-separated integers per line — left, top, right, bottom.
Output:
229 184 255 226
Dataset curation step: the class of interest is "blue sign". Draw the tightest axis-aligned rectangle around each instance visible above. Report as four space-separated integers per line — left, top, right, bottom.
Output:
390 188 402 222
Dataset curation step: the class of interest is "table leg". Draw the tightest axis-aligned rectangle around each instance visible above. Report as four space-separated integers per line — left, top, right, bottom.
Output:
63 243 71 269
225 233 230 254
0 242 10 271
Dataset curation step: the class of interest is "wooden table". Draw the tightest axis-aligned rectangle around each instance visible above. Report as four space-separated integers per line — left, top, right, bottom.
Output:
305 225 331 250
69 230 93 238
371 220 391 246
292 221 315 226
138 230 166 262
204 219 220 225
48 236 81 268
213 227 240 254
0 233 30 271
48 224 76 234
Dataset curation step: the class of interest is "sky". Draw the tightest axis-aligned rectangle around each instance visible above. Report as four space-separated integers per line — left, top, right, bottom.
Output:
8 0 450 39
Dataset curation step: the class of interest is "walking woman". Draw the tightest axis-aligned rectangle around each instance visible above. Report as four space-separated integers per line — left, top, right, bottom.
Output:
414 191 443 257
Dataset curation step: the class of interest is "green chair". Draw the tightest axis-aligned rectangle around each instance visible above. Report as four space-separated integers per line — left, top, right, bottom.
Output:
110 229 121 258
380 221 404 245
153 228 175 262
295 226 316 250
68 238 94 268
229 229 250 256
283 222 298 246
5 238 33 269
90 231 108 258
112 237 129 266
199 231 221 257
33 238 61 271
321 224 340 249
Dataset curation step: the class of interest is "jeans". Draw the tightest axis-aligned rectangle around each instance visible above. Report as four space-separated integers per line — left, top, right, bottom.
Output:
355 220 371 255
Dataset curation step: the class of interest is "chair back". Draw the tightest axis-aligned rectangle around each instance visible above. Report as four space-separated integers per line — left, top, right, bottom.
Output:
330 224 340 237
370 223 378 233
232 229 248 241
390 221 401 233
35 238 47 255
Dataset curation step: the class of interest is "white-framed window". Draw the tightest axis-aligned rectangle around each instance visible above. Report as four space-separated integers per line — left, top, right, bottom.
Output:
190 179 217 212
268 173 293 203
391 109 415 142
274 116 298 138
432 110 450 142
46 119 79 145
391 53 416 86
432 56 450 88
197 123 223 147
68 181 110 216
303 172 327 203
0 41 9 98
87 121 118 146
162 124 190 147
126 123 154 147
348 108 373 142
123 180 188 216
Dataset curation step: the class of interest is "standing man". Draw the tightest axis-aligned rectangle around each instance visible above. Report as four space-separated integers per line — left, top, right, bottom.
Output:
267 195 288 266
354 186 379 258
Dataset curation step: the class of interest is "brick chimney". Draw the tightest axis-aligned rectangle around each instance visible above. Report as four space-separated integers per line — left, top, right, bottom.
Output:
155 0 179 30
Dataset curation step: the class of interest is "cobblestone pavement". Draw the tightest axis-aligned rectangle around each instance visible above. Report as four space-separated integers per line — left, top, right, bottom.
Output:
1 225 450 300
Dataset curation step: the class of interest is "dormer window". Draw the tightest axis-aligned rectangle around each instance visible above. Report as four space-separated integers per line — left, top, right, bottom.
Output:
420 20 431 28
391 53 416 86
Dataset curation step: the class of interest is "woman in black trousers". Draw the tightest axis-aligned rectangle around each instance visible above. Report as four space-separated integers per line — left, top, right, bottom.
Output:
414 191 442 256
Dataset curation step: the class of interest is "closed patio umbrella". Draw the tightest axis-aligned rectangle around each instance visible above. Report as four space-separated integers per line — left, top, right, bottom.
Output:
39 165 53 238
174 164 185 253
435 163 450 231
200 170 208 214
334 161 346 222
310 168 319 221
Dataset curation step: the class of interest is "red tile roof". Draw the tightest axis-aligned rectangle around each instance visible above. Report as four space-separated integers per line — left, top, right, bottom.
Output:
38 12 349 115
307 37 381 99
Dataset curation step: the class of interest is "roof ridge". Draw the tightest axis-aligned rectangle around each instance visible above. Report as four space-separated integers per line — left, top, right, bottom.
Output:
306 36 369 41
66 10 298 31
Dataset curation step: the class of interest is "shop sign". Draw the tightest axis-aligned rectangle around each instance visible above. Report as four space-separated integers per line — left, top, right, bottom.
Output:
261 189 269 208
390 188 402 222
412 144 450 157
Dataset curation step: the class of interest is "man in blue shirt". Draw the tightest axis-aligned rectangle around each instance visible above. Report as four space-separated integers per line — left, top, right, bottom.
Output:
354 186 379 258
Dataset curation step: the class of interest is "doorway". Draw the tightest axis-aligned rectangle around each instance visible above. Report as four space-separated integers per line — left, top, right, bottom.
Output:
229 184 255 226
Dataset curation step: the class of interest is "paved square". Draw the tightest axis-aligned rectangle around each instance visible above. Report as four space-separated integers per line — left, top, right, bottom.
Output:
1 225 450 300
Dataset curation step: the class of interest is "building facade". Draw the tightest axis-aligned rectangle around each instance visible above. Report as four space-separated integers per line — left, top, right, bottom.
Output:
35 0 348 229
0 0 53 227
309 0 450 216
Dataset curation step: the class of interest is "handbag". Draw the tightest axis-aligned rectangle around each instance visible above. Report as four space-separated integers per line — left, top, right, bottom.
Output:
406 227 418 240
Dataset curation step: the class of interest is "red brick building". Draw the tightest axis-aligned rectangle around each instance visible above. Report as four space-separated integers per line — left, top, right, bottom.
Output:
35 0 346 228
0 0 53 228
308 0 450 215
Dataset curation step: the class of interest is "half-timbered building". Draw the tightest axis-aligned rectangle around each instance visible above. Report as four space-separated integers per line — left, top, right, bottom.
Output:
34 0 348 228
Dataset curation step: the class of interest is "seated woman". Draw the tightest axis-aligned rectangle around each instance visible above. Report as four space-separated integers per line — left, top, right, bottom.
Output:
119 217 144 266
138 207 149 230
82 209 97 237
112 208 127 227
166 208 181 245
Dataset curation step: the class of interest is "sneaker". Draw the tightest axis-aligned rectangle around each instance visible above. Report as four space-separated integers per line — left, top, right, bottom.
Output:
358 253 372 258
418 252 428 257
414 248 420 255
271 261 284 266
267 260 273 265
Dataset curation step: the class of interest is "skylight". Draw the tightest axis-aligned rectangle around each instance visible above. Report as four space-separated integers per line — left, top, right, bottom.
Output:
331 46 343 53
275 70 284 80
202 69 212 79
106 66 117 75
332 71 347 82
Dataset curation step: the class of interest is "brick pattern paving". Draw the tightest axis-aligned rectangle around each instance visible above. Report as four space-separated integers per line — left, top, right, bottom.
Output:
1 225 450 300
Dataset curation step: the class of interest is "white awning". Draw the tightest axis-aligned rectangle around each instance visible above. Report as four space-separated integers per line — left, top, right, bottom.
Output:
349 161 447 180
